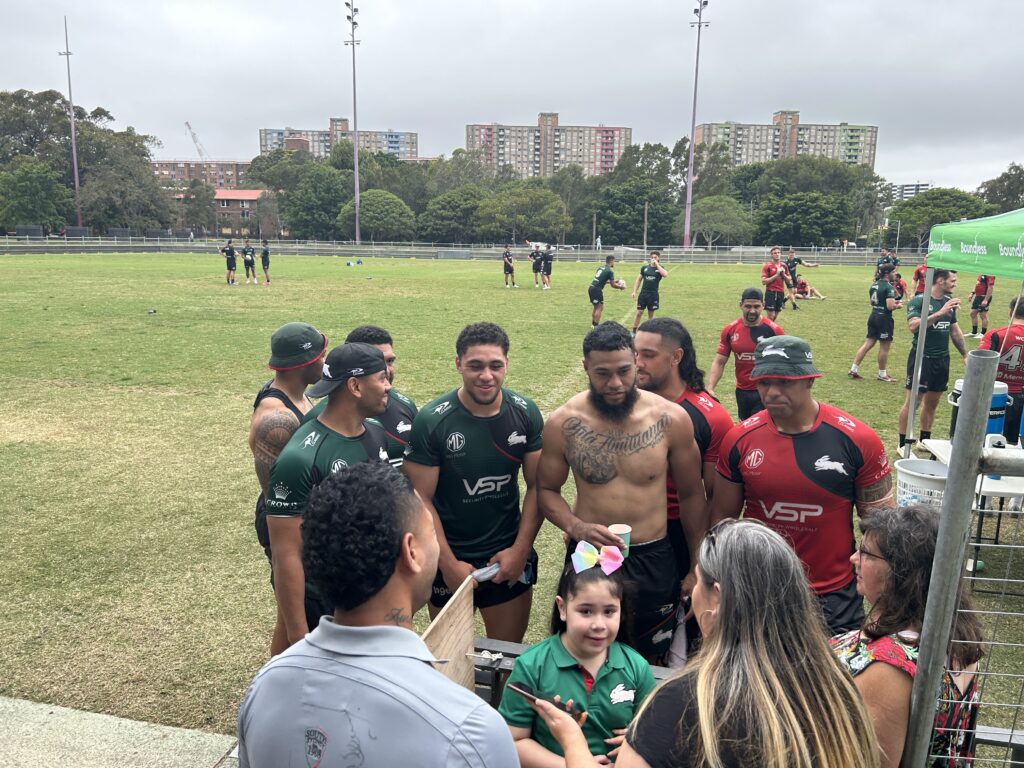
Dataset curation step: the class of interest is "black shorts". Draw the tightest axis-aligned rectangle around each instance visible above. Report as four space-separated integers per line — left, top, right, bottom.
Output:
542 262 553 276
254 495 272 561
532 261 542 273
503 265 514 275
866 313 895 341
430 549 538 609
972 295 990 311
588 286 604 305
261 257 270 269
1005 393 1024 444
818 576 864 635
226 258 237 270
905 354 951 392
665 517 691 578
735 388 765 421
764 290 785 312
636 293 659 311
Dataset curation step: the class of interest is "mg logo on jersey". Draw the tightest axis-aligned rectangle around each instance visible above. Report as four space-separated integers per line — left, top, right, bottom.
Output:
756 500 824 523
507 431 527 447
814 455 848 475
331 458 348 473
744 449 765 469
302 432 320 449
463 475 513 496
433 401 452 415
396 420 412 434
447 432 466 452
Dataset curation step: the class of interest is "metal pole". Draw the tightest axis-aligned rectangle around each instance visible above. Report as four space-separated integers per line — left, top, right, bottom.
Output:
345 3 361 245
895 219 901 255
902 349 999 768
592 212 597 249
643 201 648 253
902 266 934 458
60 16 83 228
682 0 708 248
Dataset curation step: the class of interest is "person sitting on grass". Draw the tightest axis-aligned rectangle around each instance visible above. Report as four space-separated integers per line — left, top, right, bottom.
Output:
794 277 827 300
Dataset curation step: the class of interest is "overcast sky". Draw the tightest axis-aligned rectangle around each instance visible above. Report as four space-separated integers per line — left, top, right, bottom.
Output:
5 0 1020 190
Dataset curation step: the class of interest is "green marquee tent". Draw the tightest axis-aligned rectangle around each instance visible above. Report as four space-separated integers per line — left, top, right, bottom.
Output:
927 207 1024 280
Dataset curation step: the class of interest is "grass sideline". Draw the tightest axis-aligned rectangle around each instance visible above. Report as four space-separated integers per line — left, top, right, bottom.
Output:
0 251 1016 737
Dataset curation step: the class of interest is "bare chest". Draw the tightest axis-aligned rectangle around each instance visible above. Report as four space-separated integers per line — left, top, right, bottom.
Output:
562 414 671 486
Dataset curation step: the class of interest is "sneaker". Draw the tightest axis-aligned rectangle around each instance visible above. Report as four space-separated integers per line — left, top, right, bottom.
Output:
513 284 518 288
848 370 863 379
505 284 510 289
877 374 897 383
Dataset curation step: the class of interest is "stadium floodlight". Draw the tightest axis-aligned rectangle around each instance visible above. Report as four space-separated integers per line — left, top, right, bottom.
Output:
681 0 709 249
59 16 83 228
344 2 362 245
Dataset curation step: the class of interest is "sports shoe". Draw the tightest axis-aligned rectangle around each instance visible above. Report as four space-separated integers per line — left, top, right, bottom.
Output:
513 284 518 288
505 284 510 289
848 370 863 379
877 374 897 383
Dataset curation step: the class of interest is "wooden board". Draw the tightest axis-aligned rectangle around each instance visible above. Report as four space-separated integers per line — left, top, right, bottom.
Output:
421 575 475 691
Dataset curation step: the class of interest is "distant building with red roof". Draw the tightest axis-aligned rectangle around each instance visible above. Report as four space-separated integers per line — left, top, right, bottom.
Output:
214 189 267 237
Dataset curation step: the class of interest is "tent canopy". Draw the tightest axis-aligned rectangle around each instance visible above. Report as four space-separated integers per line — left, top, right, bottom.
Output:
928 207 1024 280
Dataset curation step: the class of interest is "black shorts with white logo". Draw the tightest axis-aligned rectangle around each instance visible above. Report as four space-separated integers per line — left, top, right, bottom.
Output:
636 293 659 311
589 286 604 305
866 313 895 341
764 290 785 313
503 265 514 275
430 548 538 609
905 354 951 392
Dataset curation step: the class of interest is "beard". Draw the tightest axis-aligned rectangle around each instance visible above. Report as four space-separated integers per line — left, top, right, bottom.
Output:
588 381 639 422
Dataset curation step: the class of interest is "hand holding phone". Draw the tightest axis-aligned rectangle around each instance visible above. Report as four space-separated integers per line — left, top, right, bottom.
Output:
506 682 583 719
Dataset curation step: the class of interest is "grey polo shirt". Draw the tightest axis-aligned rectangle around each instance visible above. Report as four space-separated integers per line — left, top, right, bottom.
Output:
237 617 518 768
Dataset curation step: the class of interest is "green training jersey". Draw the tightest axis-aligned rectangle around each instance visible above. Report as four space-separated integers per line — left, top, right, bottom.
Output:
869 279 896 316
591 265 615 289
304 388 418 467
405 388 543 560
906 293 957 358
638 264 663 295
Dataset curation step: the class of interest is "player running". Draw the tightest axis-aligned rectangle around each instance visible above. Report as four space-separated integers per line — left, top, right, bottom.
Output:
707 288 785 420
761 246 792 320
589 255 625 326
969 274 995 337
848 264 903 383
631 250 669 334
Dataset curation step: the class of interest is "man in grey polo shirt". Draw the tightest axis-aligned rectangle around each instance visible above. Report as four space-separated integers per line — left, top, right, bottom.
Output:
237 461 517 768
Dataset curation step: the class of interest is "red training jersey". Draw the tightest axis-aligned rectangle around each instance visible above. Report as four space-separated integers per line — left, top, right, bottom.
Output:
666 389 734 521
981 324 1024 394
716 402 891 594
973 275 995 297
894 278 908 300
716 318 785 391
796 278 809 294
913 264 928 294
761 262 790 293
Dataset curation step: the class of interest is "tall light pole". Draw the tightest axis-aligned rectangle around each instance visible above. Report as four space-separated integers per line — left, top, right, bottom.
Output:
682 0 709 248
344 2 361 245
59 16 83 228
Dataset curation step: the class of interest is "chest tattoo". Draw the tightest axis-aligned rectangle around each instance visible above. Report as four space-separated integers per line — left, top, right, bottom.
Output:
562 414 671 485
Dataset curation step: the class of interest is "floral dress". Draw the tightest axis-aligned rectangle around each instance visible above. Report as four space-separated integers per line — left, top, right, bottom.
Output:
831 629 979 766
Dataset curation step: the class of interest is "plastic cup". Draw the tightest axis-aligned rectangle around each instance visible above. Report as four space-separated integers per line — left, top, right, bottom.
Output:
608 524 632 557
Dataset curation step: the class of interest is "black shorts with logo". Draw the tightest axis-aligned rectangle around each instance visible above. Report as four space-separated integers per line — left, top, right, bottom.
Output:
735 388 765 421
636 293 659 311
430 548 538 609
905 354 951 392
588 286 604 305
866 313 895 341
503 264 514 275
764 290 785 313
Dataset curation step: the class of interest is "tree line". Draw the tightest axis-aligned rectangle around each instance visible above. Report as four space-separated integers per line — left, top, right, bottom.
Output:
2 89 1022 247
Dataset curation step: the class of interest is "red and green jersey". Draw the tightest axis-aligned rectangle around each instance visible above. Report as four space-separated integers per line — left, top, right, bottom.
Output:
981 324 1024 394
716 318 785 391
761 262 789 292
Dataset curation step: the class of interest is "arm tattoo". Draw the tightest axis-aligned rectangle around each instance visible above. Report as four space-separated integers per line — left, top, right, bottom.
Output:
562 414 670 485
253 410 301 491
857 475 894 507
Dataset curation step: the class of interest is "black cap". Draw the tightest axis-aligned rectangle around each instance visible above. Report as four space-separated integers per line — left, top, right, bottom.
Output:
306 343 387 398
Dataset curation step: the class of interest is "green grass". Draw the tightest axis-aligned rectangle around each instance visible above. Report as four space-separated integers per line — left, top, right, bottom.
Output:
0 251 1016 737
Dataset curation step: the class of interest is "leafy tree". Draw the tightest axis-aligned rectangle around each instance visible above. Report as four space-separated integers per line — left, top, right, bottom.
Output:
609 143 672 188
374 152 431 213
417 185 488 243
180 179 215 234
247 148 317 192
756 192 850 247
0 155 73 230
328 140 384 190
889 187 996 251
473 186 569 244
427 150 495 198
595 177 677 246
79 152 174 232
337 189 415 241
692 142 734 200
730 162 769 206
281 164 352 239
977 162 1024 213
676 195 753 246
669 137 690 203
0 89 109 174
253 190 282 239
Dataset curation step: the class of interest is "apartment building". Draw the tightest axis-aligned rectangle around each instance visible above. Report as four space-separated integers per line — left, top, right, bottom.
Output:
215 189 264 236
152 160 251 189
891 182 930 200
465 113 631 178
695 110 878 169
259 119 418 160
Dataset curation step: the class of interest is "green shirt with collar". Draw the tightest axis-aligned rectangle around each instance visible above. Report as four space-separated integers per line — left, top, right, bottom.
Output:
498 634 655 759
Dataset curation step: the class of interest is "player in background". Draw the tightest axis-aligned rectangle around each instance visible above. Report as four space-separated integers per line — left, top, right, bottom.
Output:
631 251 669 334
893 272 908 302
242 239 258 284
541 244 555 290
260 239 271 284
707 288 785 420
849 264 903 383
529 243 543 288
589 255 625 326
221 239 237 285
980 296 1024 443
761 246 791 320
793 276 827 300
502 244 518 288
969 274 995 337
912 255 928 295
784 248 820 309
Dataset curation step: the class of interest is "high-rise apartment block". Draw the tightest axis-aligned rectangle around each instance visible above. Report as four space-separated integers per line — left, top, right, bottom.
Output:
891 182 930 200
259 119 418 160
151 159 251 189
695 110 878 169
465 113 631 178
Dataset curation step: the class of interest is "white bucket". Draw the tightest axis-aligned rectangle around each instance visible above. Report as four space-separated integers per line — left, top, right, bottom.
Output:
895 458 947 507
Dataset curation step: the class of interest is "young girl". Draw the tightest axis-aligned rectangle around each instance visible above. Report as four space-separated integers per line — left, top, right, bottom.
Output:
499 544 656 766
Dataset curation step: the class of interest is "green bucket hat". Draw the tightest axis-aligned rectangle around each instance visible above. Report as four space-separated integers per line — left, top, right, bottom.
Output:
268 323 328 371
750 335 822 381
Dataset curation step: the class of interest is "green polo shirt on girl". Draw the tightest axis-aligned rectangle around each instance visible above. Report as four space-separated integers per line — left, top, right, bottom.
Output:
498 634 655 759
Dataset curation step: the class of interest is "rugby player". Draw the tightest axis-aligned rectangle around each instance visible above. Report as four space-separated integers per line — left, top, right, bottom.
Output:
761 246 792 320
912 255 928 295
242 238 258 284
980 296 1024 442
848 264 903 383
221 239 237 285
260 239 271 284
502 244 517 288
529 244 543 287
541 244 554 289
631 250 669 334
970 274 995 337
589 255 625 326
784 248 819 309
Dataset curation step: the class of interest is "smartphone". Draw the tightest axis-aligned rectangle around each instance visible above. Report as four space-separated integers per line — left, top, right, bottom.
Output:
506 682 582 717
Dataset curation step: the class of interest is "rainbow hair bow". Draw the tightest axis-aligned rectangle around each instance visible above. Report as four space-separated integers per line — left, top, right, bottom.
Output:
571 541 624 575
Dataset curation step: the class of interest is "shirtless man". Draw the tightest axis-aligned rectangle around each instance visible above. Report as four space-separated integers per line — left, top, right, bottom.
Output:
248 322 328 655
538 321 707 661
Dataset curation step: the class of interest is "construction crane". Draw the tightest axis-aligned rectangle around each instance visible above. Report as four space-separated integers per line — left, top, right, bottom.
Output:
185 121 209 162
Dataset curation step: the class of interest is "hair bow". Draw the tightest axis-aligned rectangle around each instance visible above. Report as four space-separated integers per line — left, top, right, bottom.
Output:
571 541 624 575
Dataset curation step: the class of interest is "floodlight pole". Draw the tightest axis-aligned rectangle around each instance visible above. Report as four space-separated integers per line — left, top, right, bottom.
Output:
345 2 361 245
681 0 708 248
59 16 83 228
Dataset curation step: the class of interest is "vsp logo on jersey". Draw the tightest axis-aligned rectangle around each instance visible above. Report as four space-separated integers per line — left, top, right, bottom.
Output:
935 320 951 331
756 500 824 523
737 352 756 361
507 431 527 446
447 432 466 452
463 475 513 496
744 449 765 469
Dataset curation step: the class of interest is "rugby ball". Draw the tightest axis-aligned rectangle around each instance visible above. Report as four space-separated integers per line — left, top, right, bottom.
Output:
614 279 626 289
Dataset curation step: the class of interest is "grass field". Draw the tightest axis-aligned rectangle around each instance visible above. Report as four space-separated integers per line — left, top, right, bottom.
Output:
1 251 1015 738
